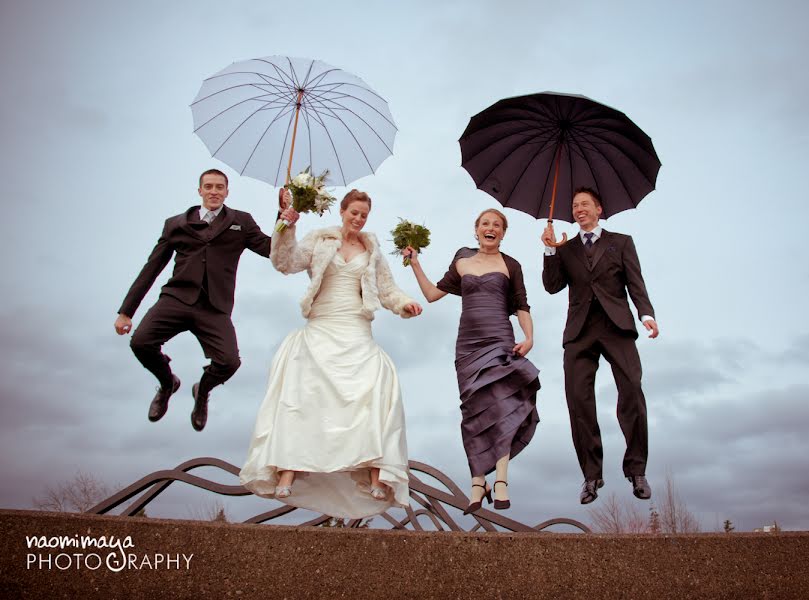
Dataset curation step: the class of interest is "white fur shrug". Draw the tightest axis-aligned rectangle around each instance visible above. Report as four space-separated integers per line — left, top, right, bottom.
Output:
271 225 416 320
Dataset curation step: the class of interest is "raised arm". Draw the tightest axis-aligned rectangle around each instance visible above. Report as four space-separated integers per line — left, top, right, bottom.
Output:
542 251 568 294
541 224 568 294
270 223 315 274
404 246 448 303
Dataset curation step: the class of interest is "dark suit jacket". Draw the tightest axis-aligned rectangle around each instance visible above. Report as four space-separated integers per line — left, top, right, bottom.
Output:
119 205 271 317
543 230 654 345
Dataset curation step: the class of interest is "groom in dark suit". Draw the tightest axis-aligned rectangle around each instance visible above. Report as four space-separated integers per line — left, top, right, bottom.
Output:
542 187 659 504
114 169 297 431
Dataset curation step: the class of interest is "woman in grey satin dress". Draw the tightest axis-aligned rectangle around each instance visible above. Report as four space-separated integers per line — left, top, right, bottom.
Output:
405 209 540 513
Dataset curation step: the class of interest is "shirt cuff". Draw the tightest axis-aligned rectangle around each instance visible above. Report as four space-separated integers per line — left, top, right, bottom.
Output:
544 246 557 256
640 315 654 323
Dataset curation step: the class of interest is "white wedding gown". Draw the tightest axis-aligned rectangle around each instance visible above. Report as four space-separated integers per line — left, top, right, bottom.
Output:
240 251 410 518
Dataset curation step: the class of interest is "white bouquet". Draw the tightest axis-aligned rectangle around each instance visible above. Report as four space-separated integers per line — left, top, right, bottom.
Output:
276 167 336 232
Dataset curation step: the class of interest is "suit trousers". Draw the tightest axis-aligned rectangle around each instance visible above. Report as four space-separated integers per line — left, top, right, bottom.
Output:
130 294 241 393
563 300 648 480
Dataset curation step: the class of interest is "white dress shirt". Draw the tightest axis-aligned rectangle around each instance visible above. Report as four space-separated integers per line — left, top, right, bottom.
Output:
199 205 224 222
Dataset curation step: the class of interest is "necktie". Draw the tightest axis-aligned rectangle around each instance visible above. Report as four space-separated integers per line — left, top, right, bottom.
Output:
203 210 216 224
584 232 594 248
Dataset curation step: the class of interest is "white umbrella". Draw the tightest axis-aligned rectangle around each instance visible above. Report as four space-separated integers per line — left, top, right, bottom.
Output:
191 55 397 187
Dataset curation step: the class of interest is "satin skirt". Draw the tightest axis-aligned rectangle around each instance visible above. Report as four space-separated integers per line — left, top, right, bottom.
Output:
456 272 540 476
239 311 410 519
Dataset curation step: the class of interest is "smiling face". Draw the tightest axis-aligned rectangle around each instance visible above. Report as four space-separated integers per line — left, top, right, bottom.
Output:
198 173 229 211
572 191 602 231
340 199 370 233
475 211 506 250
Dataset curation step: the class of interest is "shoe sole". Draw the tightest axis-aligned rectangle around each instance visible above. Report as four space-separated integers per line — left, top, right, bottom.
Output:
148 377 180 422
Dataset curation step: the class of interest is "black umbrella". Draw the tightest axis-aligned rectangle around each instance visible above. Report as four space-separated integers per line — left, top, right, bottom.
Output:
459 92 661 245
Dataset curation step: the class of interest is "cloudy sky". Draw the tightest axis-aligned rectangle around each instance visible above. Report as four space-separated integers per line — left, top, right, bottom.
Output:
1 0 807 532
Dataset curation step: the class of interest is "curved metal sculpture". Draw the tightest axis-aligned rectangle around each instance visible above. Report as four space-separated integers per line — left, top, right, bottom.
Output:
87 457 590 533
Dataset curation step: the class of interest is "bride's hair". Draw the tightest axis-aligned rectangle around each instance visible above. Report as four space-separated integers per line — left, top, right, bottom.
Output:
340 189 372 211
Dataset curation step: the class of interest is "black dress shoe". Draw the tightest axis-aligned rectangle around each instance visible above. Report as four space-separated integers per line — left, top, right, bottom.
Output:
191 383 209 432
579 478 605 504
148 375 180 422
628 475 652 500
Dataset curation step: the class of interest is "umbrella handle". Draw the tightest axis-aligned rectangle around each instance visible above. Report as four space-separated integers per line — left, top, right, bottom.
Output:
545 146 568 246
548 232 568 247
545 219 568 247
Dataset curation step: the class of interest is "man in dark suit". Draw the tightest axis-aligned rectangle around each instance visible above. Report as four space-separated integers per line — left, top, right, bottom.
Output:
541 187 659 504
114 169 297 431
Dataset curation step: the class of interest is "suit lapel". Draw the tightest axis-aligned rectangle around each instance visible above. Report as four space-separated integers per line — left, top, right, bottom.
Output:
590 229 609 270
180 206 208 240
208 205 236 240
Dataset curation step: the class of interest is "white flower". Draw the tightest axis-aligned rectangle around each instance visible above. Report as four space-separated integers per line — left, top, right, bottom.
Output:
292 170 313 187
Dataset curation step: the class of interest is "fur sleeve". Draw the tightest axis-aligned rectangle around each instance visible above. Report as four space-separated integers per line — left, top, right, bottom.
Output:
375 249 416 319
270 226 316 274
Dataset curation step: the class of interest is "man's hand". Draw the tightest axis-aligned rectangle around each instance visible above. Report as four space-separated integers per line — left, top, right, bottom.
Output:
643 319 659 339
403 302 423 316
279 188 292 210
114 313 133 335
541 223 556 247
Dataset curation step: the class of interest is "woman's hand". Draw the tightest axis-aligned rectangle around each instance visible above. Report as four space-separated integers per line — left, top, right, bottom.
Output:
402 245 420 267
513 338 533 357
280 206 300 226
404 302 423 316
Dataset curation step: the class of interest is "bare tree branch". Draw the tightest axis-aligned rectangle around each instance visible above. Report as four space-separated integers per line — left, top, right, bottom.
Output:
588 472 701 534
33 471 111 513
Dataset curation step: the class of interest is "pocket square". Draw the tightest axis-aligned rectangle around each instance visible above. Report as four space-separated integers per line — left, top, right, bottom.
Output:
229 225 242 231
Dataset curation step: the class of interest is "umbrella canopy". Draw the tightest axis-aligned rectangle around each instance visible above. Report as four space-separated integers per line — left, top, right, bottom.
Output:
459 92 661 223
191 56 397 187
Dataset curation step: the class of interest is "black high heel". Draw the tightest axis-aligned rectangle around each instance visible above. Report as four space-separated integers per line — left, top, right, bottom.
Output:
493 480 510 510
463 483 493 515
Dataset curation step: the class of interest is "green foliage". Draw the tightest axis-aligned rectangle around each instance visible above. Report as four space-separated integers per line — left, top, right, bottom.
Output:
390 218 431 266
288 182 318 212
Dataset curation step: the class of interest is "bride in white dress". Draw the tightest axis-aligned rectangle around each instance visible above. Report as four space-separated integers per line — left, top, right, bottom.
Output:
239 190 423 519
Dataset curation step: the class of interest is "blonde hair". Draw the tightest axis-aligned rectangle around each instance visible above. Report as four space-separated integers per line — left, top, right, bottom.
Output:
474 208 508 231
340 189 372 211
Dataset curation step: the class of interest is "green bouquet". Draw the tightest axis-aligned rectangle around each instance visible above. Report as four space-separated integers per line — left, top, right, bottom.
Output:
390 219 431 266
